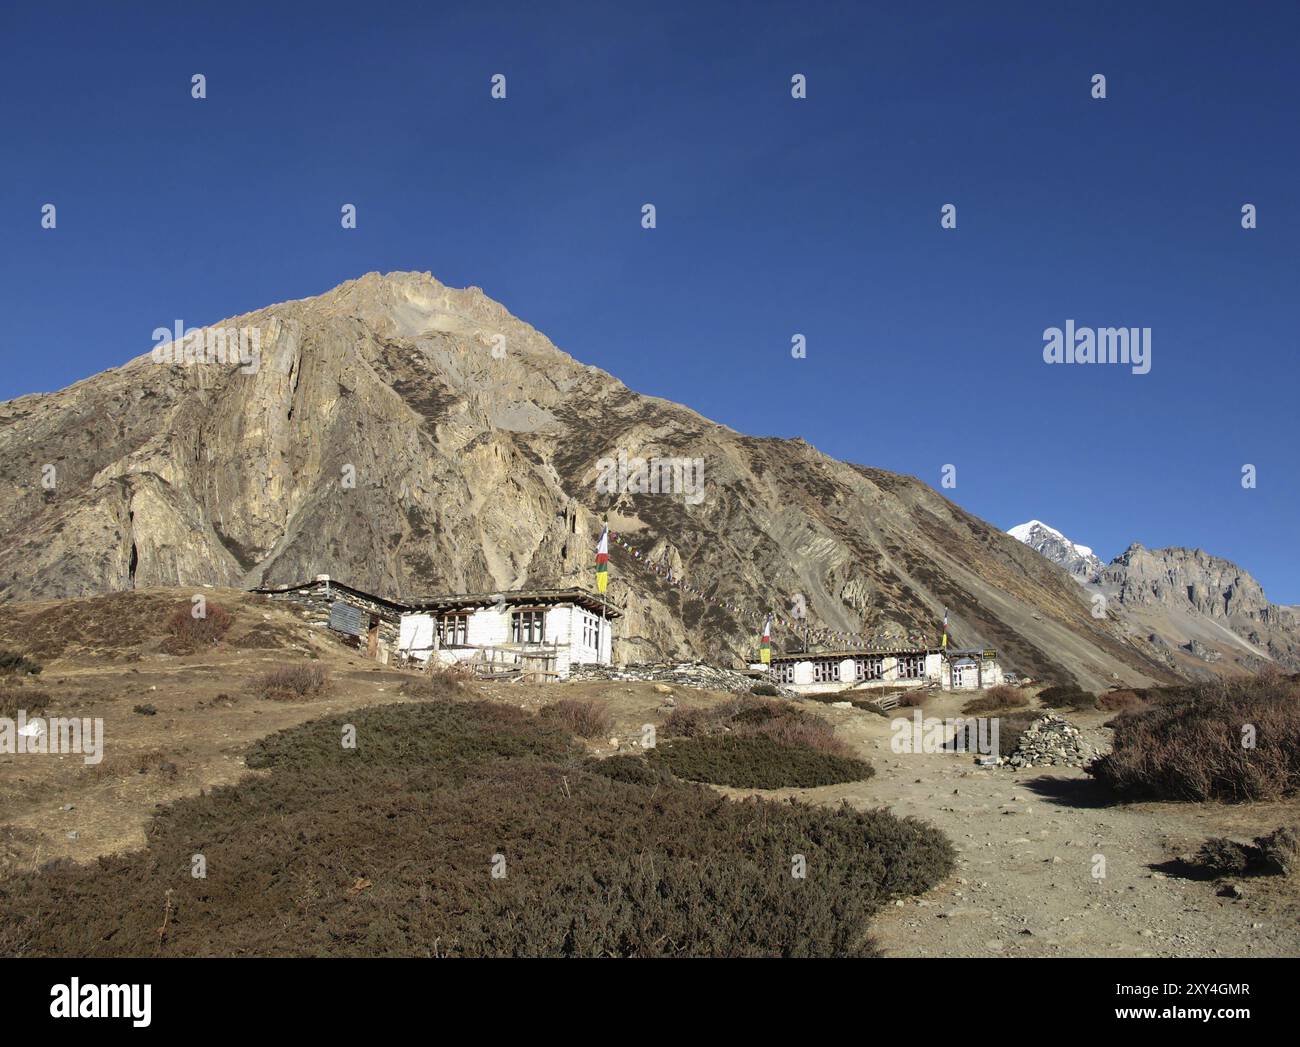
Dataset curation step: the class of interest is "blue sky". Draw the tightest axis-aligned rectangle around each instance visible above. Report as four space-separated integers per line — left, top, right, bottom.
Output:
1 1 1296 600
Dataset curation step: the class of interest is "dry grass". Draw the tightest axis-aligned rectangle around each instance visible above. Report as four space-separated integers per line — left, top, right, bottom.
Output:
78 749 180 784
0 686 50 718
961 685 1029 715
255 664 329 702
0 591 180 662
539 698 614 739
162 600 233 653
399 664 476 701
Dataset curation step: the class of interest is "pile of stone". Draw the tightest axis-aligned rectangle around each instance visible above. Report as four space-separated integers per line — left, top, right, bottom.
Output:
569 661 796 698
1000 713 1097 769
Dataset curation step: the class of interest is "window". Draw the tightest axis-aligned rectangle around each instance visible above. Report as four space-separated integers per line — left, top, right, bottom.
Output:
511 609 545 644
897 654 926 680
811 659 839 683
774 662 796 685
854 656 883 681
582 612 602 650
435 612 468 646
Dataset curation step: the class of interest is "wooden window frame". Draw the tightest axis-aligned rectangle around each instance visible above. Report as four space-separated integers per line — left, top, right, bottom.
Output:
511 608 547 645
435 612 469 647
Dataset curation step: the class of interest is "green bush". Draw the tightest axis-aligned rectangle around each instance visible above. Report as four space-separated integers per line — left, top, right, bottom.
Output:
245 699 577 772
663 696 850 756
652 734 875 789
0 701 950 957
584 753 677 788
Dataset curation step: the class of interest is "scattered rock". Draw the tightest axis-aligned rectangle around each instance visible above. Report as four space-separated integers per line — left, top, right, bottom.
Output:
1003 714 1098 769
569 662 796 697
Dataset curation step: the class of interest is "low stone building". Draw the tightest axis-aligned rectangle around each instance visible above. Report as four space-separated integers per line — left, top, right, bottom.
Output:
255 577 617 679
397 587 616 679
254 576 405 660
762 646 1003 695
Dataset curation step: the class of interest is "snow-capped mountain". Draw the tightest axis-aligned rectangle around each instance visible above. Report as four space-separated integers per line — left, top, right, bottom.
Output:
1007 520 1104 582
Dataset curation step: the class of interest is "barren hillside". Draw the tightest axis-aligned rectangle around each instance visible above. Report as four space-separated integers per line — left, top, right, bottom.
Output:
0 272 1187 688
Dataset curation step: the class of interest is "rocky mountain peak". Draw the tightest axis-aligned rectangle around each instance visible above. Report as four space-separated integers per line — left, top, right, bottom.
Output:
1007 520 1104 582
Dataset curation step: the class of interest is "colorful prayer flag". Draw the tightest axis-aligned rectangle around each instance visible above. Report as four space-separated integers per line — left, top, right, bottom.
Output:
596 524 609 594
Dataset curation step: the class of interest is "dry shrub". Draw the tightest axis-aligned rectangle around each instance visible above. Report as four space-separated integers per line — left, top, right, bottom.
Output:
1098 689 1145 712
0 649 42 675
1196 836 1253 876
0 687 49 718
962 685 1028 715
0 701 952 957
164 600 233 652
256 664 329 702
661 705 713 738
1089 674 1300 801
539 698 614 739
1036 684 1097 711
1195 827 1299 877
897 690 930 708
1256 826 1299 875
400 664 476 701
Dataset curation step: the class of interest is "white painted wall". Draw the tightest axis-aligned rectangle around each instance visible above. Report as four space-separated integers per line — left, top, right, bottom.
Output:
397 603 612 678
398 614 434 660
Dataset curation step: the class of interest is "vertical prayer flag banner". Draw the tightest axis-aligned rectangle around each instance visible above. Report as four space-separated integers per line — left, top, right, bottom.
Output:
760 613 772 664
941 608 949 648
596 524 609 594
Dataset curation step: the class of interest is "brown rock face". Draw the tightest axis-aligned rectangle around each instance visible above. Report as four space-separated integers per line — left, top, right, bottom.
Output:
0 272 1186 688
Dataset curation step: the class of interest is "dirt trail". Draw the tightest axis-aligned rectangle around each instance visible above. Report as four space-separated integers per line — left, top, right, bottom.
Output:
720 693 1300 957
